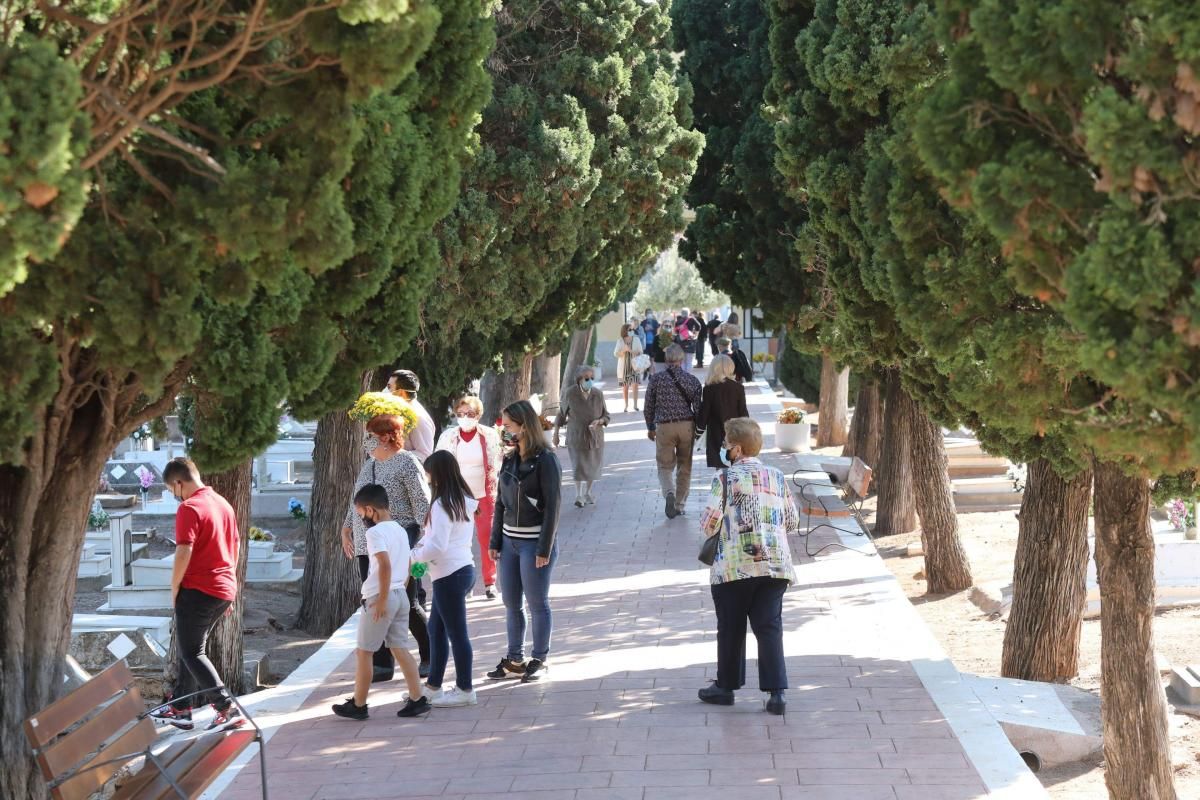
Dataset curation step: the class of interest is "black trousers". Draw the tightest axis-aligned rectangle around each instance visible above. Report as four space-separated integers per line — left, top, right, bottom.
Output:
696 339 707 367
357 553 429 672
172 587 233 711
709 337 720 356
711 576 789 691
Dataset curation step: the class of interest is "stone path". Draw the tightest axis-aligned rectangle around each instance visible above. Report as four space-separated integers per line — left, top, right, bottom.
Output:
211 376 1041 800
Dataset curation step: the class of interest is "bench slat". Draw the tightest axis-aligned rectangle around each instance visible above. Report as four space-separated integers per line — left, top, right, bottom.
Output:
25 662 134 748
114 731 256 800
53 717 156 800
42 690 145 780
803 505 851 518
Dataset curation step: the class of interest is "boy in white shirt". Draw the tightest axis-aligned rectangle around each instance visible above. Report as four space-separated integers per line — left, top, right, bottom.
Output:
332 483 429 720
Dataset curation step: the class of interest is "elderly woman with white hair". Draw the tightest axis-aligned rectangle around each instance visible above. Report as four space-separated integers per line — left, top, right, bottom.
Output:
553 365 611 507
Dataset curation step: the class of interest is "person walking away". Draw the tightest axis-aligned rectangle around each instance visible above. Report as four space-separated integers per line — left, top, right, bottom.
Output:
342 413 432 678
388 369 436 461
696 355 749 469
706 313 723 358
697 418 800 715
722 312 743 351
676 307 699 372
332 484 429 720
412 452 479 706
151 458 243 731
614 324 645 412
488 400 562 683
554 366 611 507
436 395 501 599
718 337 754 383
694 310 710 369
644 344 702 519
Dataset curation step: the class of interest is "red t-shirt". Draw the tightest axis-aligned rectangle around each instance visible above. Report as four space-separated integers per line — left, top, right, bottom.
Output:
176 486 240 601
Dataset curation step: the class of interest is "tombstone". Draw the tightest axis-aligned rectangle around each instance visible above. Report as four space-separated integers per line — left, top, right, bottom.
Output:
103 460 164 495
107 510 136 587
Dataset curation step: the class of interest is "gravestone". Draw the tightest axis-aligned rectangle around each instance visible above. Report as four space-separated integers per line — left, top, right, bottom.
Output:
104 460 164 494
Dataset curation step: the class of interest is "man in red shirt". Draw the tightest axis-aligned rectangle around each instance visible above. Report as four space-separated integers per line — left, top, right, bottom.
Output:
150 457 243 731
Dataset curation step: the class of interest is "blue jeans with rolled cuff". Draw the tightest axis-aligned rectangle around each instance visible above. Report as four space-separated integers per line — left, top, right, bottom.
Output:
498 536 557 662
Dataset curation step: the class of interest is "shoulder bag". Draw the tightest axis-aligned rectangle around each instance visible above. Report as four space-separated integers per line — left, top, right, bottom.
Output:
699 468 730 565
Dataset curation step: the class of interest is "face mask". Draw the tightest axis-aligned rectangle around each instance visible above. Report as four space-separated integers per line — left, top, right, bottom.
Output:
720 446 738 466
360 514 376 529
458 416 478 432
581 379 595 391
502 430 517 446
362 435 379 456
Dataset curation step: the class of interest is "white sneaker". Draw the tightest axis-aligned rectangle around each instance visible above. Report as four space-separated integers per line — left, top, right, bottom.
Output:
433 687 478 707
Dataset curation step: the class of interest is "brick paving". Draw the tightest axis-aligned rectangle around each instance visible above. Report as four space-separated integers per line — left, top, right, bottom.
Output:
217 377 997 800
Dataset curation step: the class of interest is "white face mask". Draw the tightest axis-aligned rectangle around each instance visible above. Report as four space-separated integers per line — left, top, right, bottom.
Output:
458 416 478 432
362 435 380 456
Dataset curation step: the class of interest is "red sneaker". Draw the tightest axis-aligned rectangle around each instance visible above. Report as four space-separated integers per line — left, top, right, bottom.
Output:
205 704 245 731
149 704 194 731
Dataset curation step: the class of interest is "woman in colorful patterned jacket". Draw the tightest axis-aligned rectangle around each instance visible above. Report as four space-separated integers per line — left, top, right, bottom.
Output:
435 395 502 600
696 417 800 715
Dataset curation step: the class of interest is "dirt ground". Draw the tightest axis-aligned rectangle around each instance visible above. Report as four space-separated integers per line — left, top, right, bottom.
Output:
867 501 1200 798
75 520 325 690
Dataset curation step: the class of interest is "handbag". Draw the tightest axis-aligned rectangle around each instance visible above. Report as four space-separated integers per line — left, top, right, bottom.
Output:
699 468 730 565
633 353 651 372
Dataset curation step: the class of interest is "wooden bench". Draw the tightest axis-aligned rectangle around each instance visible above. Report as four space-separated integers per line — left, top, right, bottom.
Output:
792 457 873 554
24 661 267 800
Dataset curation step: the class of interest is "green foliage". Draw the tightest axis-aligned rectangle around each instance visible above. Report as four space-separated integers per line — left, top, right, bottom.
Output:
399 0 703 406
631 248 729 315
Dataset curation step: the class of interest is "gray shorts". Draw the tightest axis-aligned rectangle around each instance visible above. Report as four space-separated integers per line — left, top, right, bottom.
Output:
356 587 411 651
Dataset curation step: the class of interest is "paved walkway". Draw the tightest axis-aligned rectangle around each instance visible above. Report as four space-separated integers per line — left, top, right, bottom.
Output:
210 377 1042 800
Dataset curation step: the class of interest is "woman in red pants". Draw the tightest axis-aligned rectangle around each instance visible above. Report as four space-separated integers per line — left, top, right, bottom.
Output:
436 395 501 598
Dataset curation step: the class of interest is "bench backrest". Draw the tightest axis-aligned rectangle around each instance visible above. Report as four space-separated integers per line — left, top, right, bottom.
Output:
846 458 873 500
24 661 156 800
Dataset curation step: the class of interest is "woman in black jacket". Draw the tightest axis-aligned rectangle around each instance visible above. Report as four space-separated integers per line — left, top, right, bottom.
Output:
487 400 562 683
696 355 750 468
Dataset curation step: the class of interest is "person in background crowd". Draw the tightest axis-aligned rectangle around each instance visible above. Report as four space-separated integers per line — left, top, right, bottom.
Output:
614 323 645 412
675 306 701 371
554 366 611 507
722 312 743 351
332 483 428 720
488 400 562 683
696 355 749 469
151 458 243 731
411 452 479 706
717 337 754 383
628 316 647 349
436 395 501 600
694 309 710 369
644 344 702 519
697 418 800 715
651 326 673 375
388 370 436 461
342 414 431 679
707 313 724 358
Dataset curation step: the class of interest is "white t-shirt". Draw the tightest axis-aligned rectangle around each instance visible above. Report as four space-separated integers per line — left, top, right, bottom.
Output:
411 497 478 582
405 398 436 461
453 434 487 499
362 520 410 599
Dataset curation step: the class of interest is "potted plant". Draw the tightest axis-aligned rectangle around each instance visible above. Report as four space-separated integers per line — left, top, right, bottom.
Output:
248 526 275 557
775 407 811 453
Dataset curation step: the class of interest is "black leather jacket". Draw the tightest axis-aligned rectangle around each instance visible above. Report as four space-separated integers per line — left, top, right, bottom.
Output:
489 448 562 558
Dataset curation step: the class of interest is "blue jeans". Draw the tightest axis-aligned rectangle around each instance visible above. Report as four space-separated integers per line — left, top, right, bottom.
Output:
499 536 557 661
428 564 475 691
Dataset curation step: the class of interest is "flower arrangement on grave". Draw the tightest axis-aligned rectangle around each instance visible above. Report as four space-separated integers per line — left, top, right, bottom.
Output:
752 352 776 364
129 422 152 443
1166 499 1195 532
148 416 169 442
777 407 808 425
87 502 110 531
347 391 417 434
249 526 274 542
288 497 307 520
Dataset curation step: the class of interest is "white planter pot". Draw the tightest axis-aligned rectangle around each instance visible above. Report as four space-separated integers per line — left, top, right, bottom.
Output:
775 422 810 453
248 540 275 558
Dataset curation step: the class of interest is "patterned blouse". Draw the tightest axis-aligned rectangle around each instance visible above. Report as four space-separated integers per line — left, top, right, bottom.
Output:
699 457 800 585
343 450 430 556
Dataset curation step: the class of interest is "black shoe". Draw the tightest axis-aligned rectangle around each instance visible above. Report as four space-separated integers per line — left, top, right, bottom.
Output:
665 492 678 519
149 704 194 731
485 586 496 600
698 682 734 706
766 690 786 715
371 667 394 684
332 699 368 720
396 696 430 718
487 657 526 680
521 659 547 683
419 660 430 678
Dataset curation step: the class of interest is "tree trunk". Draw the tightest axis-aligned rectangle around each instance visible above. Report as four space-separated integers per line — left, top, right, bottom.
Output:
561 327 594 393
297 407 366 636
202 460 253 694
1093 460 1176 799
482 353 534 423
905 393 972 593
873 370 916 536
816 353 849 447
1002 459 1092 682
531 350 562 418
842 377 881 468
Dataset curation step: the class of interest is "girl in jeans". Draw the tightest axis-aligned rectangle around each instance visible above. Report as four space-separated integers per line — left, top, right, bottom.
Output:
487 400 562 683
412 451 479 706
